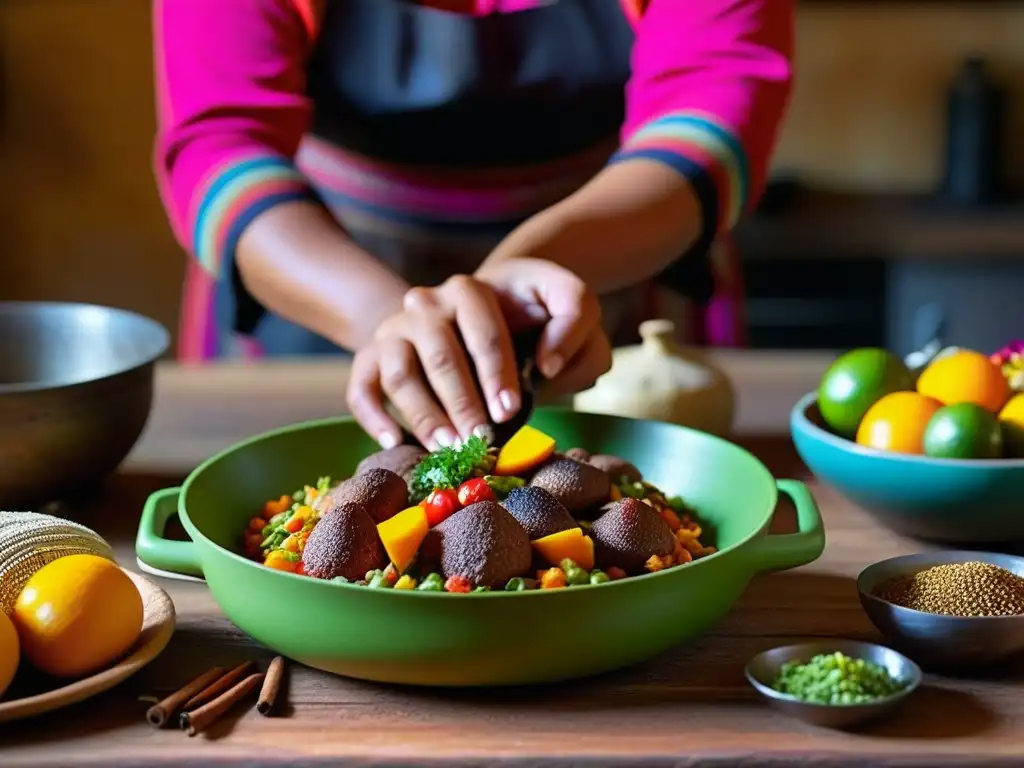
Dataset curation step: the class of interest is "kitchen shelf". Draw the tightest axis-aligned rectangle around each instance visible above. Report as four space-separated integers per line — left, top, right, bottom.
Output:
735 190 1024 261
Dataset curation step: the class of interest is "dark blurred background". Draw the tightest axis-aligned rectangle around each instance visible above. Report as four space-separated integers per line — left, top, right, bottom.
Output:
2 1 1023 356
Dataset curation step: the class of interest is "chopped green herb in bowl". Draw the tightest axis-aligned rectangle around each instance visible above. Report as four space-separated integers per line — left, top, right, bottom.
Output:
772 651 907 705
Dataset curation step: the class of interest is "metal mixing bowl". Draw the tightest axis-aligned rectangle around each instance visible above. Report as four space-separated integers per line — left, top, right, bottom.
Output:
858 551 1024 669
745 640 921 729
0 301 170 509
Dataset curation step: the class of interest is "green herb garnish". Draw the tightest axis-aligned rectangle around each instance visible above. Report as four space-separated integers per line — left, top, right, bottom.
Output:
410 435 491 502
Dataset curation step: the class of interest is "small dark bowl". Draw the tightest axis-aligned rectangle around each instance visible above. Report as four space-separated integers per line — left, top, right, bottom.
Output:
858 551 1024 669
0 302 169 508
791 392 1024 544
745 640 921 729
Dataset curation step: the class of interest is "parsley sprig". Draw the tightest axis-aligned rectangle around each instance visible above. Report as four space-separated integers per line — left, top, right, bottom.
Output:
410 435 492 503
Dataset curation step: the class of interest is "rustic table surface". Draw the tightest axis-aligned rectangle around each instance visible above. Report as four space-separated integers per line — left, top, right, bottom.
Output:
4 438 1024 767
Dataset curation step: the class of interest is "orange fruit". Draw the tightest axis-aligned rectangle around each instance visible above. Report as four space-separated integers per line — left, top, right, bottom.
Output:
916 349 1011 413
0 611 18 698
856 391 943 455
12 554 142 679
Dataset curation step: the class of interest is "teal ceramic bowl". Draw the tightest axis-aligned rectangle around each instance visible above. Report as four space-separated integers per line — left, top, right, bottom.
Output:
137 409 825 687
791 392 1024 544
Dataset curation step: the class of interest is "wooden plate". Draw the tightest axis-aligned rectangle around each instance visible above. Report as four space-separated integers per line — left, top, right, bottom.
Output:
0 569 175 723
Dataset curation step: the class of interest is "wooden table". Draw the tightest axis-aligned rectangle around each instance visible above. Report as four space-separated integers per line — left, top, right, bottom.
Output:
5 440 1024 767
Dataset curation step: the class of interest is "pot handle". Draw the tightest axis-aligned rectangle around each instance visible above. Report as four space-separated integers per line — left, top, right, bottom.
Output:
748 479 826 573
135 487 205 580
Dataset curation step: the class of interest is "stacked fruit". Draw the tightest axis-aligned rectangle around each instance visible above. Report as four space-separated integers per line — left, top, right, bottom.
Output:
818 346 1024 459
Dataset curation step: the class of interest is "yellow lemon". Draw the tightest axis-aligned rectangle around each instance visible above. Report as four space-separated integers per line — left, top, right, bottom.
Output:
1000 393 1024 458
0 611 19 698
13 554 142 679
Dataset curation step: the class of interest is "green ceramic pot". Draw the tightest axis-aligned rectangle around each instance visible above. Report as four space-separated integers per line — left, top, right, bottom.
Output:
136 409 825 687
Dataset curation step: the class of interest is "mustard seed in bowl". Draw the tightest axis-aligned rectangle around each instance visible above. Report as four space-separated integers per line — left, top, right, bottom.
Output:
874 561 1024 617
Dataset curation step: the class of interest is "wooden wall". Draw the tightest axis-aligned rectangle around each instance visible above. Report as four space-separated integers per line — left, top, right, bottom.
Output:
3 1 1024 347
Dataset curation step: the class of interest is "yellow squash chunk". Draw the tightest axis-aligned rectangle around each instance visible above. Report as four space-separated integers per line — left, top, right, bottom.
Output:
532 527 595 571
377 506 430 574
494 425 556 476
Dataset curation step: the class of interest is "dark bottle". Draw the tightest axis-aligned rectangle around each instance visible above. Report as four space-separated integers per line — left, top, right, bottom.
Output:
942 56 1006 206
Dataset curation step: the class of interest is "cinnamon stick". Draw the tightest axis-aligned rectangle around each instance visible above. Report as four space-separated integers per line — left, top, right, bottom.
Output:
146 666 226 728
257 656 286 716
181 660 257 714
180 672 265 737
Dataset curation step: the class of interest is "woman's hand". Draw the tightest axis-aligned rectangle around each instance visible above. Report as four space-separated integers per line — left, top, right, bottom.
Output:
346 263 611 451
476 257 612 398
347 275 522 451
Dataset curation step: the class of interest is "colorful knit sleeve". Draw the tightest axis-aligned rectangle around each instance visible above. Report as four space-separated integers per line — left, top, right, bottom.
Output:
613 0 793 238
154 0 320 279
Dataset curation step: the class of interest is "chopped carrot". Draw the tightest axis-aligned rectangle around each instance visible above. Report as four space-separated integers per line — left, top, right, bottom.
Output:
262 494 292 518
539 568 567 589
659 507 682 531
284 516 303 534
606 567 627 581
264 550 299 573
676 547 693 564
444 575 472 593
681 537 704 556
644 555 668 573
283 535 300 553
247 516 266 533
296 561 306 576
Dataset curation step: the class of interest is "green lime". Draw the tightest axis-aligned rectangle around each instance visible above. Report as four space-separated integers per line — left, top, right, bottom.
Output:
817 348 914 437
923 403 1004 459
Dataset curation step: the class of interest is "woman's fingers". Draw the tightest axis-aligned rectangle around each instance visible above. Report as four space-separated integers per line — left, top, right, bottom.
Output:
377 336 458 450
346 349 403 450
438 276 520 425
407 310 491 443
542 326 613 399
535 276 601 380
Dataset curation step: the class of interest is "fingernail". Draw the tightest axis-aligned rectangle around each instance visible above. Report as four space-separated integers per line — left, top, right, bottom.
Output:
542 354 564 379
432 428 458 448
473 424 496 444
378 432 398 450
499 389 517 414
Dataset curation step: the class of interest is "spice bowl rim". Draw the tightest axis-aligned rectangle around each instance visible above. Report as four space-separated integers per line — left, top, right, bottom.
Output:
857 550 1024 623
744 639 922 711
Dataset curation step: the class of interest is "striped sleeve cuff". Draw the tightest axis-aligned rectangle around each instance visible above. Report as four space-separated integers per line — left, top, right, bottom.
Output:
191 155 315 277
611 111 749 233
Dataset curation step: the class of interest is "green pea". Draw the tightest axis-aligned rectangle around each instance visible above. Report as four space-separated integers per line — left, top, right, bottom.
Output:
472 586 491 593
367 572 391 589
417 573 445 592
589 570 610 585
565 566 590 586
292 489 305 502
505 577 528 592
331 576 350 584
559 558 578 572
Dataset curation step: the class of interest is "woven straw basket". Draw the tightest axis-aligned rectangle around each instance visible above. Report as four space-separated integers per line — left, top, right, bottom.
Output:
0 511 114 615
